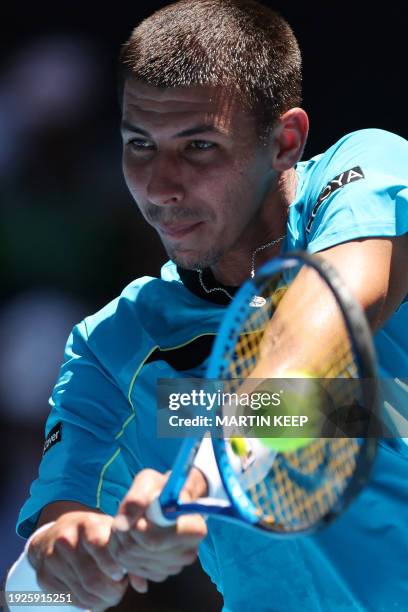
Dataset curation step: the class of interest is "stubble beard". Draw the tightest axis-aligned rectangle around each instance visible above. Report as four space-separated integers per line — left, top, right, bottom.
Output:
164 241 224 271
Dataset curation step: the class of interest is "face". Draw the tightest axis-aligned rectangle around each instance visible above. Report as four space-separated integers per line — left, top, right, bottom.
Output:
121 79 277 271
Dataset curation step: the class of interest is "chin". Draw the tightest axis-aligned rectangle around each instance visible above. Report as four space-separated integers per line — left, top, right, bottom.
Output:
170 253 202 270
168 248 220 271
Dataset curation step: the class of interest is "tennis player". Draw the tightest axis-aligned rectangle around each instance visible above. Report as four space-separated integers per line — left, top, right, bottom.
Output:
7 1 408 610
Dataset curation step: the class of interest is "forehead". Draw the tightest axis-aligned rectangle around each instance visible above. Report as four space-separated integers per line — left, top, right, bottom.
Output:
122 78 253 133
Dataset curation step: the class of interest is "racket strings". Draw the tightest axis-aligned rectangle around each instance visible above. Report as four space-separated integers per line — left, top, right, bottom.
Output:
222 323 267 379
245 435 361 527
222 276 356 383
249 438 362 529
220 277 279 380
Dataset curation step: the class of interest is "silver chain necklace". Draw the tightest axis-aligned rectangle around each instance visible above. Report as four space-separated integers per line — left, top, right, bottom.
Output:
197 234 286 306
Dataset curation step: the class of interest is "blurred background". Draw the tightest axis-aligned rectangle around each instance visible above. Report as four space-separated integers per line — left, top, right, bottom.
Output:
0 1 406 610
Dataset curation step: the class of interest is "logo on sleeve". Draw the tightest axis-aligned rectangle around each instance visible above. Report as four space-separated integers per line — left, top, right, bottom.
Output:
43 422 62 455
306 166 365 233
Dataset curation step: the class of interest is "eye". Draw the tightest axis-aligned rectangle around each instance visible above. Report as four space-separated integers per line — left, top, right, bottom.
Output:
188 140 216 151
126 138 155 151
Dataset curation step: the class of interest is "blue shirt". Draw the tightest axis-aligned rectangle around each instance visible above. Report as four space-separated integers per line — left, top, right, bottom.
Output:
18 129 408 611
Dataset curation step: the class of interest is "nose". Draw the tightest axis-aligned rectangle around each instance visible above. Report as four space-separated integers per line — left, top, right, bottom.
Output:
146 153 185 207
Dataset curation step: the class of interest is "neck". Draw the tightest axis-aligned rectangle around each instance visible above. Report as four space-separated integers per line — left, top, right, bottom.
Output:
210 168 297 286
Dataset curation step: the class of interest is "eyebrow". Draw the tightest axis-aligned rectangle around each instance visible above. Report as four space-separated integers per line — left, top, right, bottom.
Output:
120 120 225 138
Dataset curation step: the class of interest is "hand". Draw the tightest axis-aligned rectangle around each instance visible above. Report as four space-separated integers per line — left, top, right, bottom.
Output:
28 512 128 611
109 468 208 594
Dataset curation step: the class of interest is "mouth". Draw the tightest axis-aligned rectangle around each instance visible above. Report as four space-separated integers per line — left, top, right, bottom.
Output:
158 221 204 239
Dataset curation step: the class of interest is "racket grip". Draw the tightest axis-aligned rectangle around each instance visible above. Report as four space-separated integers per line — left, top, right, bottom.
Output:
146 496 177 527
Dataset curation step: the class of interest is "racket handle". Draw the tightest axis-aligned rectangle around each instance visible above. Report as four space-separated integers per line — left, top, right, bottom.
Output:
146 496 177 527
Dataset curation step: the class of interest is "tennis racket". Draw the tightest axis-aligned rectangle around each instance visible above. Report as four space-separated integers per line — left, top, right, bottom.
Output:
147 251 380 536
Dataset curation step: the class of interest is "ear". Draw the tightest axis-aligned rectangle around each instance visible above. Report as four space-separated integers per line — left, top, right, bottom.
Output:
270 108 309 172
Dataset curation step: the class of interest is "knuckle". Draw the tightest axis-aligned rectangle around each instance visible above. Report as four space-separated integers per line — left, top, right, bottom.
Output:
86 533 106 550
82 515 108 540
121 470 167 510
53 535 75 554
120 498 145 516
88 512 111 533
81 512 98 527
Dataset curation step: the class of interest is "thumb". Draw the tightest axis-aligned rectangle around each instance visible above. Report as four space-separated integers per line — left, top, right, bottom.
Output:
114 469 169 530
180 467 209 503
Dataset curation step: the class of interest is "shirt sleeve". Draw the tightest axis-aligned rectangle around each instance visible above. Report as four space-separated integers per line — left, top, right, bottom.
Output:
304 129 408 253
17 320 138 539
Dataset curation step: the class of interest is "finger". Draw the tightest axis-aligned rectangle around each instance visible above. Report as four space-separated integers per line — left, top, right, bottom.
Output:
113 544 190 573
36 568 70 596
111 519 202 565
128 567 169 583
124 514 206 548
109 536 199 569
109 541 197 564
179 467 209 501
134 515 206 548
111 510 178 555
133 560 185 577
128 573 148 594
79 521 126 582
52 536 127 606
176 513 208 540
108 529 165 574
115 469 169 524
112 516 176 552
37 561 108 610
70 552 128 604
108 534 194 580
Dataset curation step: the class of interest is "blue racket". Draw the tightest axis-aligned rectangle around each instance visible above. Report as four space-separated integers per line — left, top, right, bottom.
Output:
146 251 379 535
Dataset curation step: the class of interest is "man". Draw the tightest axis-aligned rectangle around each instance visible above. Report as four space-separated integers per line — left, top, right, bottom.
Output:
7 1 408 610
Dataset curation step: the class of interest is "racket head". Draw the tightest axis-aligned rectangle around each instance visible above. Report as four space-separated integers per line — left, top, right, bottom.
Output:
208 251 379 535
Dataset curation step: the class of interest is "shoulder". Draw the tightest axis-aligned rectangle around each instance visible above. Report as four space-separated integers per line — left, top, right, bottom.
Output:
287 129 408 252
315 128 407 184
71 264 221 383
84 275 161 337
81 271 181 371
327 127 407 152
302 129 408 196
84 262 184 339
